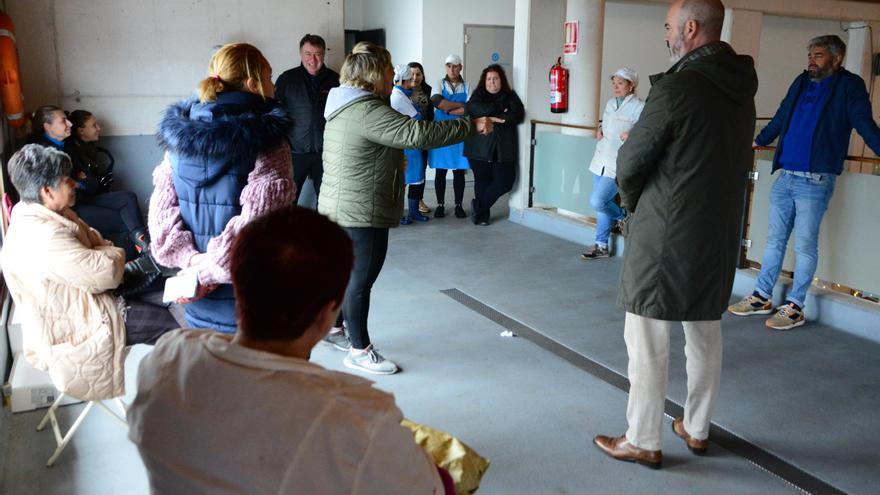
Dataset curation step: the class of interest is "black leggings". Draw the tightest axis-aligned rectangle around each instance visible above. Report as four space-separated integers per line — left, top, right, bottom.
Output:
74 190 145 261
342 227 389 350
434 169 466 206
408 183 425 200
470 159 517 220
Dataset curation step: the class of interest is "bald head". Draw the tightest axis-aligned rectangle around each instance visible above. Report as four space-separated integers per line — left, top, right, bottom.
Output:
666 0 725 61
675 0 725 39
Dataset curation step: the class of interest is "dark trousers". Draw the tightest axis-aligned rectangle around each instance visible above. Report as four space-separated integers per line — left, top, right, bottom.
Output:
293 152 324 201
343 227 389 350
124 292 179 346
74 190 145 261
470 159 516 221
434 169 466 206
408 182 425 200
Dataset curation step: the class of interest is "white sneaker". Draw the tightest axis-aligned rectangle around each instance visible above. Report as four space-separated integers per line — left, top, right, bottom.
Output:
343 345 399 375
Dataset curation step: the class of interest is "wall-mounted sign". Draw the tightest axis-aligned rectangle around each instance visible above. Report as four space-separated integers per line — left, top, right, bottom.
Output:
563 20 578 55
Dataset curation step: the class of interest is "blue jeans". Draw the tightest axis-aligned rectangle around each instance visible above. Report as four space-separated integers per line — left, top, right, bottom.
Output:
755 171 836 308
590 174 625 246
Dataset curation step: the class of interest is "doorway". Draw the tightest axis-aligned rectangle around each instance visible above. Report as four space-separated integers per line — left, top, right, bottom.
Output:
463 25 515 91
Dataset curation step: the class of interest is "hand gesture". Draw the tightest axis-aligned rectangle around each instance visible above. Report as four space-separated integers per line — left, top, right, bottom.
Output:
620 132 629 141
176 281 218 304
489 117 506 124
474 117 494 135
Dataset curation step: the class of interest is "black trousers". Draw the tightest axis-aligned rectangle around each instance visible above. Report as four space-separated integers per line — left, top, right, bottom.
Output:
124 292 179 346
470 159 517 221
74 190 145 261
292 152 324 201
342 227 389 350
407 182 425 200
434 169 466 206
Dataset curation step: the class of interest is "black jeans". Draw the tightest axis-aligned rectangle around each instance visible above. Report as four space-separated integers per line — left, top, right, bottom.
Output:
74 190 145 261
434 169 466 206
343 227 389 350
292 152 324 201
470 159 516 221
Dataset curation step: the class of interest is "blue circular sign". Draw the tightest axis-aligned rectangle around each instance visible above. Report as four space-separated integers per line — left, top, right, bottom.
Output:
491 52 500 62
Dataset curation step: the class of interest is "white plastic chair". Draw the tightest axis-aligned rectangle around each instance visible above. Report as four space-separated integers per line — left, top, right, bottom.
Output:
36 394 128 466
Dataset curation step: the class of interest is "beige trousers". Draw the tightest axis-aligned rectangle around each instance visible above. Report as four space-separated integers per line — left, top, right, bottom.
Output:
623 312 722 451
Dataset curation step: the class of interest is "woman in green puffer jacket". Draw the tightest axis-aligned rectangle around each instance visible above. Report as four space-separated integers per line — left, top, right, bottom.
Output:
319 42 493 375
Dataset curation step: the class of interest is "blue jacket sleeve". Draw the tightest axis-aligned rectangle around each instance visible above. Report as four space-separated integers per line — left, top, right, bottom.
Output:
755 75 801 146
846 74 880 155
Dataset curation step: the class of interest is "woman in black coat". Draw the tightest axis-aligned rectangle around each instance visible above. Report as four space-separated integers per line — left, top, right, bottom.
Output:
464 64 524 225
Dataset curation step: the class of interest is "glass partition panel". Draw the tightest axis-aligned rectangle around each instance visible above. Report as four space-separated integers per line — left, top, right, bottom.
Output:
532 130 598 216
747 159 880 295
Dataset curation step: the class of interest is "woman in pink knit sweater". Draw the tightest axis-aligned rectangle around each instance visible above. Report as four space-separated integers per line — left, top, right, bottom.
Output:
148 43 295 333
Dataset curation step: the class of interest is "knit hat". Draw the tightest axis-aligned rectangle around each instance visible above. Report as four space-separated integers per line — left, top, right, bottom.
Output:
611 67 638 88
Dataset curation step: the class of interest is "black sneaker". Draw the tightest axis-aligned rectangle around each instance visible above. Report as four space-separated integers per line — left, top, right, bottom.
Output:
454 204 467 218
434 205 446 218
580 244 611 260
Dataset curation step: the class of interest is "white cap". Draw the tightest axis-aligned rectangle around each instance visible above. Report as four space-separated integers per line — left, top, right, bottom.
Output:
611 67 638 88
394 64 413 82
444 54 463 66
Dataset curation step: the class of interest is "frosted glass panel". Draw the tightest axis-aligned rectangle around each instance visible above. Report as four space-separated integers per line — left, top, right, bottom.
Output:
747 159 880 294
532 131 598 216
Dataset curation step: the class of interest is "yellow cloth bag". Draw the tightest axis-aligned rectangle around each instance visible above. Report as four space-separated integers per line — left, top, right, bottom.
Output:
401 419 491 495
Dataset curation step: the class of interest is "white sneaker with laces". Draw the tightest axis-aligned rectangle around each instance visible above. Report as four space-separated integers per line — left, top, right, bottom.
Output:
343 345 399 375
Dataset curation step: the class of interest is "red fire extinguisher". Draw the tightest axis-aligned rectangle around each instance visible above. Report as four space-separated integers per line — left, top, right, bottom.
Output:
549 57 568 113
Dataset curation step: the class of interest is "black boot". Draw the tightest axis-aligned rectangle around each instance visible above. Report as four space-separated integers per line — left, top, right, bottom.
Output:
131 229 150 254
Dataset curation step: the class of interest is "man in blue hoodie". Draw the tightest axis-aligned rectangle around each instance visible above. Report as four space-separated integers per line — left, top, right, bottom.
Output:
729 35 880 330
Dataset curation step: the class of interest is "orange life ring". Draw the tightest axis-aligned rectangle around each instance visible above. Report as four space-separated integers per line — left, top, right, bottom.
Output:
0 12 25 127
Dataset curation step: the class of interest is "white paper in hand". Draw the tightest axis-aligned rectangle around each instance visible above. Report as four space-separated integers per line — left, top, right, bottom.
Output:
162 272 199 303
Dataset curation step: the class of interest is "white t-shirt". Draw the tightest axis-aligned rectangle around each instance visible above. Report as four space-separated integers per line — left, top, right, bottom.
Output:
128 330 444 495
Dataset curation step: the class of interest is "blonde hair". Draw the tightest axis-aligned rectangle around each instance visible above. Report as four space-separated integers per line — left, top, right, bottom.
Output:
340 42 392 94
197 43 271 103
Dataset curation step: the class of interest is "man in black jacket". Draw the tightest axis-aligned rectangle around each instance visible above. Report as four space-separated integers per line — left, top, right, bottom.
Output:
593 0 757 469
274 34 340 204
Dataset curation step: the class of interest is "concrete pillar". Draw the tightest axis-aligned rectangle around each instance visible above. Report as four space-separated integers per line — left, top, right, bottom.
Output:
721 8 763 60
844 21 880 170
561 0 605 136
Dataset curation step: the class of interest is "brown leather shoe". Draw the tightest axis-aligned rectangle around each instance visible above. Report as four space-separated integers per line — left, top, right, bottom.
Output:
593 434 662 469
672 418 708 455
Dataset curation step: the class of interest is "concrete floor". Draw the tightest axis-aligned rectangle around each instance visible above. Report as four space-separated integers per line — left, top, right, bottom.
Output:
2 186 877 494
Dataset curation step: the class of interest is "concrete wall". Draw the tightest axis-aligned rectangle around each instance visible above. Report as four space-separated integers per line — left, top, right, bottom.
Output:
360 0 424 69
421 0 515 86
755 15 846 118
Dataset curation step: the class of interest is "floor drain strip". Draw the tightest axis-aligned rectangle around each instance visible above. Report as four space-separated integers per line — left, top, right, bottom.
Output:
442 288 845 495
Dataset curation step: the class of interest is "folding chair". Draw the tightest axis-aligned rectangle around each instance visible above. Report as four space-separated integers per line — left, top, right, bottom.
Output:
36 393 129 466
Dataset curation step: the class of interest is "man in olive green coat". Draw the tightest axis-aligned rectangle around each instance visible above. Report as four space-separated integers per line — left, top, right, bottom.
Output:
594 0 757 468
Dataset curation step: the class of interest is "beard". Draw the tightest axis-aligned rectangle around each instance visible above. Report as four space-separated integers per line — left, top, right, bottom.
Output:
809 64 833 81
667 28 686 63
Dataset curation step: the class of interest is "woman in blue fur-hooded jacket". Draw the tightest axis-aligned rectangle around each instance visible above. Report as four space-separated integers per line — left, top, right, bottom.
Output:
149 43 295 333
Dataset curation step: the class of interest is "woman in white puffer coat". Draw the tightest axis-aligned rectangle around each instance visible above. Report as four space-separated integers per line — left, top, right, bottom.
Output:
581 68 645 260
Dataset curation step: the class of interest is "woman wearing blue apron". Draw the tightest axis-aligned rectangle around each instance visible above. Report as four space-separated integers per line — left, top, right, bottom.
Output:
390 64 430 224
428 54 470 218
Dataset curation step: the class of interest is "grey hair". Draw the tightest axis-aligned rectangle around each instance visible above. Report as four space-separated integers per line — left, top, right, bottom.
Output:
8 144 72 203
678 0 725 39
808 35 847 59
